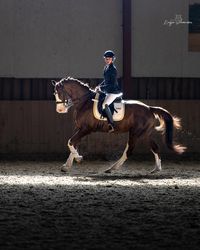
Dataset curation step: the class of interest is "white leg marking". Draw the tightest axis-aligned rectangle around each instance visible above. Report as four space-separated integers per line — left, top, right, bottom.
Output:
105 144 129 173
151 150 162 173
68 140 79 157
61 140 83 172
68 140 83 163
61 153 75 172
65 153 75 168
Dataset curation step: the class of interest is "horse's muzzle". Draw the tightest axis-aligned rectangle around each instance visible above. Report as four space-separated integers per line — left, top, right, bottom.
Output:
56 105 68 113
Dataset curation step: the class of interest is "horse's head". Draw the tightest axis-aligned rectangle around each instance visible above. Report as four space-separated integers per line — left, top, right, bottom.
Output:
52 80 73 113
52 77 93 113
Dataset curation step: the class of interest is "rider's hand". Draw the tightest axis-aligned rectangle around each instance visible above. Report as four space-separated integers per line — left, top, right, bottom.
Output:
95 86 100 92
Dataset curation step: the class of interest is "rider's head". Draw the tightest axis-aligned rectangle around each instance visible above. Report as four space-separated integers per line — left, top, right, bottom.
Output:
103 50 115 65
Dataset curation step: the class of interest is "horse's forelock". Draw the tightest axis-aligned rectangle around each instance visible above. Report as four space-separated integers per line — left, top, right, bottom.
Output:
55 80 64 92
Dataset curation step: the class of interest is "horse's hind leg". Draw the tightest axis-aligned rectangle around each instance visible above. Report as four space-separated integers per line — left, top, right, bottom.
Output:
105 131 136 173
150 139 162 173
105 143 129 173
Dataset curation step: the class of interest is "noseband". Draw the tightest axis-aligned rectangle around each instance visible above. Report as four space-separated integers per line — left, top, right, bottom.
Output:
55 99 68 105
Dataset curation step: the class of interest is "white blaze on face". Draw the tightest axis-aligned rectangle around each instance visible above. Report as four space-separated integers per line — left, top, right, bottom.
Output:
55 93 68 113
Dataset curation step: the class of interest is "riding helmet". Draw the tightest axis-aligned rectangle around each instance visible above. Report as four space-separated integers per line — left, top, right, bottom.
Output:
104 50 115 58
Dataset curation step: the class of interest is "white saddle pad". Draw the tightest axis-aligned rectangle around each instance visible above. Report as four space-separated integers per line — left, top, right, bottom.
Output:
92 93 125 121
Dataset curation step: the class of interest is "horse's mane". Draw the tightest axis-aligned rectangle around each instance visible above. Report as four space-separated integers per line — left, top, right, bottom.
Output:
60 77 95 93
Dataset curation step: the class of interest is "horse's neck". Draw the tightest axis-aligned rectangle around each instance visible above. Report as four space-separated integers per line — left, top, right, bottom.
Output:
66 82 91 100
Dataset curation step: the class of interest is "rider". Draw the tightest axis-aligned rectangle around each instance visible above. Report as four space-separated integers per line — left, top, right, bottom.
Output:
96 50 122 133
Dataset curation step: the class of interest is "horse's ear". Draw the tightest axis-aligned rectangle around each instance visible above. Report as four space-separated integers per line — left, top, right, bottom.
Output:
51 80 56 86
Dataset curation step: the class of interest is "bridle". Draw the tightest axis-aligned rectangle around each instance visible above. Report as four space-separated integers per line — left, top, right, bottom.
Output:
55 99 69 105
54 84 92 109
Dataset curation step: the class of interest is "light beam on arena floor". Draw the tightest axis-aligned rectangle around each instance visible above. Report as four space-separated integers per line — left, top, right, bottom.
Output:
0 174 200 187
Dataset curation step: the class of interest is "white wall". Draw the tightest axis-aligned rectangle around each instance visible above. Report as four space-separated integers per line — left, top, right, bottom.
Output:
132 0 200 77
0 0 122 78
1 0 200 78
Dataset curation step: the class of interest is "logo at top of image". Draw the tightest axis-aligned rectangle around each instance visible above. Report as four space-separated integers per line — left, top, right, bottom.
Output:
164 14 192 27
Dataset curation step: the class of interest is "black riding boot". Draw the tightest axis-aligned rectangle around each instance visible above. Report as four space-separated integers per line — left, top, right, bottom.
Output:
104 104 115 133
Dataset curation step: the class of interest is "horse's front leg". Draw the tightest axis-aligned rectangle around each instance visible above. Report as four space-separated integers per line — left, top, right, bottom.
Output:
67 139 83 163
61 129 89 172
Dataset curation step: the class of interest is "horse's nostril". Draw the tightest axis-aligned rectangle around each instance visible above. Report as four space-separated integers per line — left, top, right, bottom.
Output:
57 108 63 112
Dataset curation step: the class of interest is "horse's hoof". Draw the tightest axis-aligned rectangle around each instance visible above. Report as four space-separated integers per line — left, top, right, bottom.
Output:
75 156 83 163
104 169 112 174
150 168 161 174
61 165 70 172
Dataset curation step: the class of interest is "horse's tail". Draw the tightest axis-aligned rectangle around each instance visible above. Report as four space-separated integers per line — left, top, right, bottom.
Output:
150 106 186 154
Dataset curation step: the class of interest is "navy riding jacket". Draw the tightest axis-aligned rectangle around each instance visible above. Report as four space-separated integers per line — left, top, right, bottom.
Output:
100 63 121 94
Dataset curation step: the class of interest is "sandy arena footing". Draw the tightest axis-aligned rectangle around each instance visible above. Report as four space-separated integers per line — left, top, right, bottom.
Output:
0 160 200 250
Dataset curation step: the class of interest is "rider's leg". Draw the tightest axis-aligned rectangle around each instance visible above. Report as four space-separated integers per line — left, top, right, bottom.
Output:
102 94 121 132
102 93 122 109
104 104 114 132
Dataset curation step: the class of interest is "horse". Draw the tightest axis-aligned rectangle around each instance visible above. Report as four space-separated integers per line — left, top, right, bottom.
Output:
52 77 186 173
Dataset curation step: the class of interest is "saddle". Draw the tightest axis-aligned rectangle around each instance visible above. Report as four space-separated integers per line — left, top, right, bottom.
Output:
92 93 125 121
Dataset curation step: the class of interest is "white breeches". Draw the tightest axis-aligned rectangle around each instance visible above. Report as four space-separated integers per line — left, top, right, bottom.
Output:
102 93 122 109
